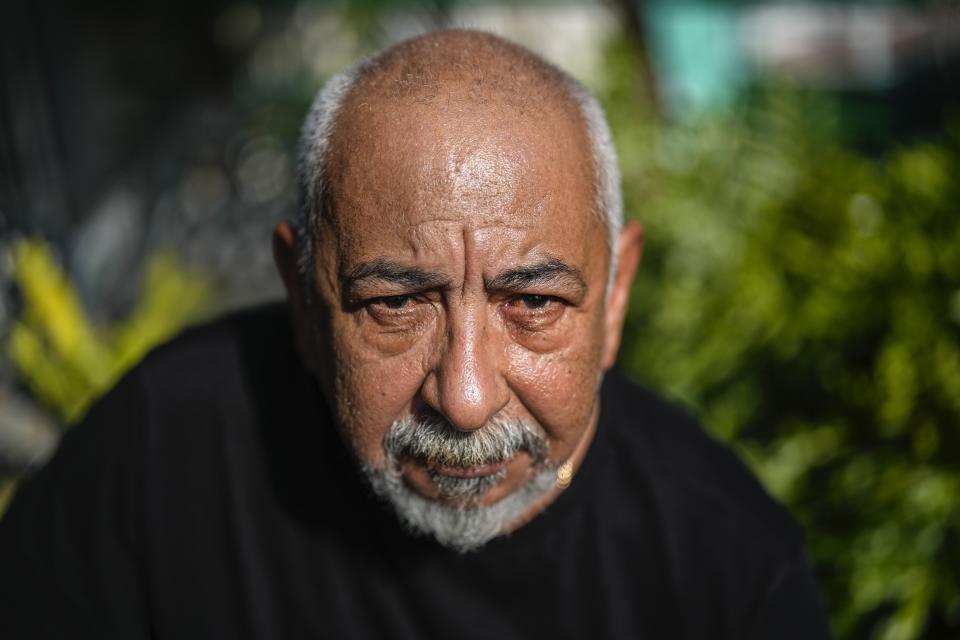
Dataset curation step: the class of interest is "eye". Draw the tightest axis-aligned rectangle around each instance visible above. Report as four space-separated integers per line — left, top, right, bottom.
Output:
502 294 567 333
377 294 413 310
364 293 431 327
519 294 551 309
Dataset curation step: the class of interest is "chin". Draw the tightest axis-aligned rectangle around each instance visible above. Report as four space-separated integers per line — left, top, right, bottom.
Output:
363 411 559 551
363 460 558 553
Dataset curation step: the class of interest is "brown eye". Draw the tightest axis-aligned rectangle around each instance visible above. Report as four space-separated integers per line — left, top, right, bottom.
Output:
519 294 551 309
378 295 412 310
364 294 430 328
360 292 435 354
502 294 566 332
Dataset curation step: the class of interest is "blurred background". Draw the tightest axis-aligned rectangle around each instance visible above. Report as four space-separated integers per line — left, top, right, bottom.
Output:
1 0 959 637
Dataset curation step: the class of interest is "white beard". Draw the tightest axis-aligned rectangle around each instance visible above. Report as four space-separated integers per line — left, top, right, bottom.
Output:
363 413 557 553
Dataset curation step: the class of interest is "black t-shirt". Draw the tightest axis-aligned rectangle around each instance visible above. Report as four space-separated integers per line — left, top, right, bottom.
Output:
0 304 831 639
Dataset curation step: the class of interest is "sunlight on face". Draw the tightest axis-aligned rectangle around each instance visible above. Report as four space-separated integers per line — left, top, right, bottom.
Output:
295 80 622 550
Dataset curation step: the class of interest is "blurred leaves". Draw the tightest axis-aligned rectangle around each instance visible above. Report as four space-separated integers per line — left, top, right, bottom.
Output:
6 239 213 424
604 34 960 640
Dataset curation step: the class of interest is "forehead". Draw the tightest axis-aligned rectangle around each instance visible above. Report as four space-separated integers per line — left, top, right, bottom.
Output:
323 88 604 266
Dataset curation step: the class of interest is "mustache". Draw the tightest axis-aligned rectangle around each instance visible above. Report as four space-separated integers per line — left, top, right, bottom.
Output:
384 412 549 469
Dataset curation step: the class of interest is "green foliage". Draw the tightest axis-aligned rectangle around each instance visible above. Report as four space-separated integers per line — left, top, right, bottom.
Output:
6 239 213 424
603 36 960 640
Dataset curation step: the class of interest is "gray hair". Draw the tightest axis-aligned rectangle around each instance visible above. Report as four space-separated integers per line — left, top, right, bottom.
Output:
365 412 556 553
296 33 623 280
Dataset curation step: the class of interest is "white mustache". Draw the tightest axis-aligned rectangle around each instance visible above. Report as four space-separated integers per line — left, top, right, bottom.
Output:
384 413 549 469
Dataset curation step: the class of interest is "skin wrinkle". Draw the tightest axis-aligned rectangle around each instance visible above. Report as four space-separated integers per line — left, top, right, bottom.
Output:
343 254 583 302
334 96 585 464
295 30 626 286
488 259 587 296
274 31 644 551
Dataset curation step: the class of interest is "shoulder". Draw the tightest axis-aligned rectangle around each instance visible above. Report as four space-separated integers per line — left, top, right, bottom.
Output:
138 301 293 390
0 304 298 637
597 372 825 635
600 369 803 554
119 301 303 471
15 303 296 480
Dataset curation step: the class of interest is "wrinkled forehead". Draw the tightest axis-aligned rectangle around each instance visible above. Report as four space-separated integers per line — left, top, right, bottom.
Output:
322 82 599 245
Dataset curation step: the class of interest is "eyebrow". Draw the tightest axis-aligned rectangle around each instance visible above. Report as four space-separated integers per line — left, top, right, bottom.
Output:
487 258 586 294
343 259 451 291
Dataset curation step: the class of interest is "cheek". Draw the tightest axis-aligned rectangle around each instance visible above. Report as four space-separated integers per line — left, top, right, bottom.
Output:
327 316 435 464
504 320 605 443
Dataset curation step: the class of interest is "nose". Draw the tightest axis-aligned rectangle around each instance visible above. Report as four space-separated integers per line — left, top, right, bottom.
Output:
420 307 509 432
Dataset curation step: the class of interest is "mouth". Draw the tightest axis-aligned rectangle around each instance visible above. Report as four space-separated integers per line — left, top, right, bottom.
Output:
428 458 511 479
400 451 533 504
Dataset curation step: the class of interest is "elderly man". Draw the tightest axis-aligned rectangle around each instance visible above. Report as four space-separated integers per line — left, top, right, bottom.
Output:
0 30 830 639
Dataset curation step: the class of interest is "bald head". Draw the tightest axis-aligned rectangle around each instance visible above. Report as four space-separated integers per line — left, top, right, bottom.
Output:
277 31 643 551
297 30 622 275
339 30 577 110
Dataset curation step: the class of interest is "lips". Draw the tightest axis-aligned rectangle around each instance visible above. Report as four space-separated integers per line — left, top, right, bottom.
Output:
428 458 510 478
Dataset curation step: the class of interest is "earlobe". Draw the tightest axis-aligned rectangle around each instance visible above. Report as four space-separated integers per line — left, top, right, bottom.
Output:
601 221 644 369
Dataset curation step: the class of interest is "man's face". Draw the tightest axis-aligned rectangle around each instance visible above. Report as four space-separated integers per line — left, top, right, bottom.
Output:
281 89 638 546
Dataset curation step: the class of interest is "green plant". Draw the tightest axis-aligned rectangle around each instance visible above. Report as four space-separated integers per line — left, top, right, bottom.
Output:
6 239 213 424
603 36 960 640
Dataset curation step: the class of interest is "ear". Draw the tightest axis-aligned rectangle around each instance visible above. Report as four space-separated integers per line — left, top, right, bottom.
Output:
601 220 644 370
273 221 321 372
273 221 305 311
